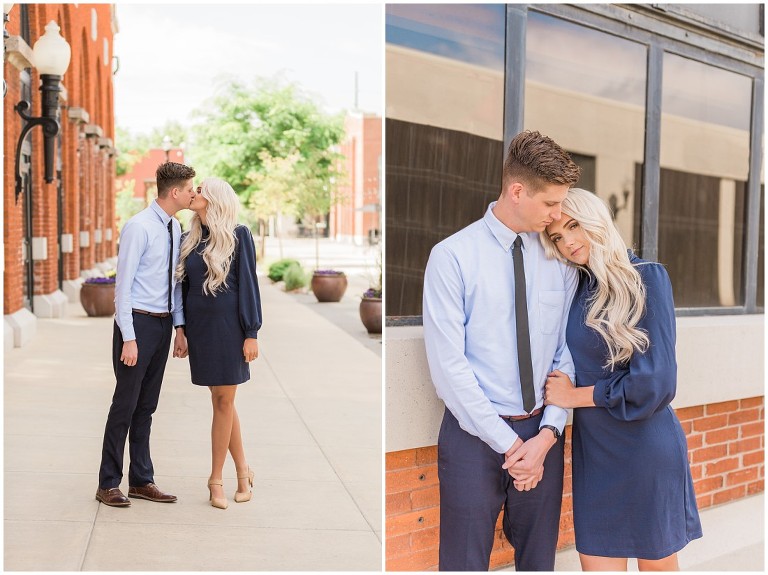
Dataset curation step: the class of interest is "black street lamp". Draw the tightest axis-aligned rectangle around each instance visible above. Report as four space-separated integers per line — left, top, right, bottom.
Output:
14 20 71 203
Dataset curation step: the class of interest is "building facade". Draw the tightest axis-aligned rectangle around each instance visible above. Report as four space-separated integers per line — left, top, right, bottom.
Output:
4 4 118 348
331 111 382 245
385 4 764 570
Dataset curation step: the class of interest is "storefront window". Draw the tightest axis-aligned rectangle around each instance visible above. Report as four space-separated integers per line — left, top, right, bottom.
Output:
659 53 752 307
385 4 505 317
524 11 647 249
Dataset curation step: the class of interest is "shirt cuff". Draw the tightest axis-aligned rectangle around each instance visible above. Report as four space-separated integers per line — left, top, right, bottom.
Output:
540 405 568 434
494 419 521 454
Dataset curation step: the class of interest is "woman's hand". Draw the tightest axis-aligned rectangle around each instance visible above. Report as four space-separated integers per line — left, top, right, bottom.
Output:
544 369 576 408
243 338 259 362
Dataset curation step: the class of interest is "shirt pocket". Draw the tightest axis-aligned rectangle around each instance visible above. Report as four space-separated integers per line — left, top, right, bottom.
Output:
538 290 565 335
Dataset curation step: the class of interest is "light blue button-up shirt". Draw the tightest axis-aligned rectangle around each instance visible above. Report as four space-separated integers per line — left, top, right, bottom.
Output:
423 202 578 454
114 201 184 341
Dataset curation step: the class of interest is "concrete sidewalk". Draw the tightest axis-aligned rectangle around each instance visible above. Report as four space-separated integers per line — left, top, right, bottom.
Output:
4 272 382 570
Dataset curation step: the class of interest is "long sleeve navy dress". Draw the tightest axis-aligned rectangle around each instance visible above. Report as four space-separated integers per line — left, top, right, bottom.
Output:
567 253 702 559
182 224 262 386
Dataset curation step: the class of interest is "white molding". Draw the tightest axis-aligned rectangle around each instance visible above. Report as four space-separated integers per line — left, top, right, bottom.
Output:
386 315 765 453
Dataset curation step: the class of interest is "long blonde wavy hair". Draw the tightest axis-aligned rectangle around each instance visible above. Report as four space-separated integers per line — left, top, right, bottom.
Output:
176 177 240 295
540 188 649 370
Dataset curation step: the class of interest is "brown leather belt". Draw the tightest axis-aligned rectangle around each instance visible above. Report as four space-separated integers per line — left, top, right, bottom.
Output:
500 407 543 421
132 308 170 318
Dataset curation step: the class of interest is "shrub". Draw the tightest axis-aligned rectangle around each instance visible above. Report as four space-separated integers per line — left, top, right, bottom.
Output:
268 258 301 282
283 262 308 291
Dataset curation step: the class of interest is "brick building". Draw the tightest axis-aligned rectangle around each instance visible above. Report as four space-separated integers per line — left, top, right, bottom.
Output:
116 147 185 208
385 4 764 570
4 4 117 349
330 111 382 245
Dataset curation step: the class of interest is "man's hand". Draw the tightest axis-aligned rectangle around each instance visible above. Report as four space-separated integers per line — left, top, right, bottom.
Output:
502 430 557 485
121 340 138 367
243 338 259 362
173 329 188 358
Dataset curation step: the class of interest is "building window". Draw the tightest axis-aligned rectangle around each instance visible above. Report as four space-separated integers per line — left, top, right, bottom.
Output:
385 4 505 318
525 10 647 250
385 4 763 322
659 53 752 308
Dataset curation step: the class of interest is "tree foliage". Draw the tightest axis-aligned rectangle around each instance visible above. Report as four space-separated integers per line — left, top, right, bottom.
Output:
190 77 345 223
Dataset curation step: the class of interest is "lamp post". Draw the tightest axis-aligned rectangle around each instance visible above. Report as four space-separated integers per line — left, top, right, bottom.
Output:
14 20 71 203
162 135 172 163
3 4 15 97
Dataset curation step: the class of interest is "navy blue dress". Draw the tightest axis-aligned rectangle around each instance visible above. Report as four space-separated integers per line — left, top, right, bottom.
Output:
567 253 702 559
182 224 262 386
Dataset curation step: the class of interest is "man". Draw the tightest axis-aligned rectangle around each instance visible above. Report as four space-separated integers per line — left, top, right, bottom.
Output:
423 131 581 570
96 162 196 507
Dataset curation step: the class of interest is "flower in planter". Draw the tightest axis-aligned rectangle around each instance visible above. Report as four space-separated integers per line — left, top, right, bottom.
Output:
313 269 345 276
363 288 382 299
84 270 116 284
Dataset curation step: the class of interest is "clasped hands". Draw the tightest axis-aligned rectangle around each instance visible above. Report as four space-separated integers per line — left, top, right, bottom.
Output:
501 431 556 492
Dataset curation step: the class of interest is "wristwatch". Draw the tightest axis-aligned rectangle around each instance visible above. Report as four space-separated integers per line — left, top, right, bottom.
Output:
540 425 560 439
174 324 185 330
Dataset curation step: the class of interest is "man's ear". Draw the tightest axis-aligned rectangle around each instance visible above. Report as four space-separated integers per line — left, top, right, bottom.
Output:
506 182 524 204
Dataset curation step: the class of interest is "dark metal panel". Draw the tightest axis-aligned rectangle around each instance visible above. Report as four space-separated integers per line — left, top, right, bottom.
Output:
642 44 663 263
744 74 764 313
503 4 528 155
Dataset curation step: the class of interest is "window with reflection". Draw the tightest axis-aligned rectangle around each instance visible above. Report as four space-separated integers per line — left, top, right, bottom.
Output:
525 11 647 249
660 54 752 307
385 4 505 317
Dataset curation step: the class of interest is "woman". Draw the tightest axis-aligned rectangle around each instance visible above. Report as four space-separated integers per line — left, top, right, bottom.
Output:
176 177 262 510
540 188 702 570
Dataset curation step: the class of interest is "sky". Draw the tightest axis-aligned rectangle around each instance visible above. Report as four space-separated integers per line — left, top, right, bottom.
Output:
113 3 383 137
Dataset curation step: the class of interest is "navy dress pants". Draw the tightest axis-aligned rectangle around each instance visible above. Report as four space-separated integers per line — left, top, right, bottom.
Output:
438 408 565 571
98 313 172 489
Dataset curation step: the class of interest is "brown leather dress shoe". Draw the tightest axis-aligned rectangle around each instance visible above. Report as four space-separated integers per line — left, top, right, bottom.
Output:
128 482 177 503
95 487 131 507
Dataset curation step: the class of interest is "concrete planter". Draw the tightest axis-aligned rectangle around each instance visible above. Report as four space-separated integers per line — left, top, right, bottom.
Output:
311 271 348 302
79 282 116 317
359 297 382 334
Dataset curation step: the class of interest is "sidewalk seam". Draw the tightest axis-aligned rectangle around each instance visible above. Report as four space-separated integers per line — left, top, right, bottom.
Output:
79 502 100 571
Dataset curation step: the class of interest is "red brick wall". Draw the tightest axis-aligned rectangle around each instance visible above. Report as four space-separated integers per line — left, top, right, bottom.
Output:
3 3 116 315
331 113 381 242
385 397 765 571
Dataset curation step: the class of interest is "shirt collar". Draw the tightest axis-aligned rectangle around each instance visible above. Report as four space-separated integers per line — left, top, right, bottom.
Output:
150 200 172 226
483 201 527 252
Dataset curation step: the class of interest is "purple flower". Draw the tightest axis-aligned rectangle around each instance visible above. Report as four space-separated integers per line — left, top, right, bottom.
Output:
314 269 345 276
363 288 382 299
84 276 116 285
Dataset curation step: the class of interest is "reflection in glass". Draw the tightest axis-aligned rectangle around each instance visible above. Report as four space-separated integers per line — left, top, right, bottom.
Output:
385 4 505 317
660 53 752 307
525 11 646 248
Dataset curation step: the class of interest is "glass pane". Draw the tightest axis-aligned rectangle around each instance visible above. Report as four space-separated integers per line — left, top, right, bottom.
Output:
524 11 647 249
385 4 505 317
660 53 752 307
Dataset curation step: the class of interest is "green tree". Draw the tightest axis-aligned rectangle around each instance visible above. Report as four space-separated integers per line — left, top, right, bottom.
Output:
190 77 345 234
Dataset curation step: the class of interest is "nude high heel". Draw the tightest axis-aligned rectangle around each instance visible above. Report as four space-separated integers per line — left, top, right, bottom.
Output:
234 466 254 503
208 479 228 509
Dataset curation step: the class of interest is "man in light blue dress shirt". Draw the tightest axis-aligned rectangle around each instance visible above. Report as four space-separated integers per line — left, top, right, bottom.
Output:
96 162 197 507
423 131 581 571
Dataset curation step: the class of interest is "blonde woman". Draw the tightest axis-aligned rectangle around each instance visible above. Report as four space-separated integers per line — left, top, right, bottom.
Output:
540 189 701 571
177 177 262 510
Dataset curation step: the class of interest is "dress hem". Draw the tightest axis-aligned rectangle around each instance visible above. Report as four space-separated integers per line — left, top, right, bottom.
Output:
575 530 703 560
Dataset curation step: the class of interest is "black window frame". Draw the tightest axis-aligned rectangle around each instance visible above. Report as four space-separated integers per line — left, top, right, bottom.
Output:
385 3 764 325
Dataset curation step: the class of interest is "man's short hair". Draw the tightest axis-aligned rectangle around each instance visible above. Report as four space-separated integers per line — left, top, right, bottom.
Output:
156 162 196 198
502 130 580 193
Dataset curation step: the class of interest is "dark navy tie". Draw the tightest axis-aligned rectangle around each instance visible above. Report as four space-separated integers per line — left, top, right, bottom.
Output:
513 235 536 413
167 220 173 313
